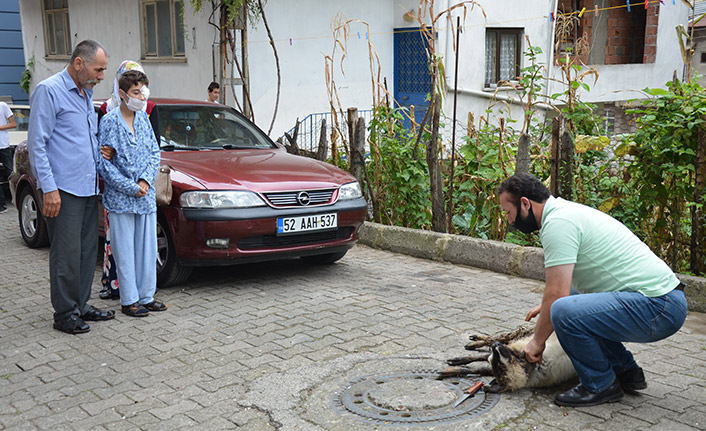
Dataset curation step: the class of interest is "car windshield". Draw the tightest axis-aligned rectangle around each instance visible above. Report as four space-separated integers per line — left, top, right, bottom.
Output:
158 105 275 150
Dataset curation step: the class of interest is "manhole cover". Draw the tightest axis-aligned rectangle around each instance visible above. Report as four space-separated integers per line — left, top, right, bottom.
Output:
333 369 500 425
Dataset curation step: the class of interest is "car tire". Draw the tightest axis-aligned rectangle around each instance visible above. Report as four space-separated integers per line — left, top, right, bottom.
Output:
18 186 49 248
156 214 192 288
301 250 348 265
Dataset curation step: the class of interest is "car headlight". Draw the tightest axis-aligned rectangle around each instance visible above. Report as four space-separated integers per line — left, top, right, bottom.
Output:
338 181 363 200
180 191 266 208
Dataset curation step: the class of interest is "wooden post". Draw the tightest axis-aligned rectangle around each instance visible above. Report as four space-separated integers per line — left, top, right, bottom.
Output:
558 129 574 200
284 119 300 155
550 117 561 196
427 94 446 232
350 117 365 184
515 133 531 174
316 118 328 161
692 123 706 273
347 107 357 158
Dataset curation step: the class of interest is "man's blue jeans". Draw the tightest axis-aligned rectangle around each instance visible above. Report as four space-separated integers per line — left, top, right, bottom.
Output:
550 288 687 393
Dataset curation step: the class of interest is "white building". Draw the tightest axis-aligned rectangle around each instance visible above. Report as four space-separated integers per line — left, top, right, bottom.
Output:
18 0 689 141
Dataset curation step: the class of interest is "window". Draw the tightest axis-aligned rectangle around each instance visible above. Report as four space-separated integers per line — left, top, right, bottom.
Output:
485 29 522 87
43 0 71 58
142 0 185 59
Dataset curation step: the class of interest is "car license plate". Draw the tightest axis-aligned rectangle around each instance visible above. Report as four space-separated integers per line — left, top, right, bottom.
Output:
277 213 337 235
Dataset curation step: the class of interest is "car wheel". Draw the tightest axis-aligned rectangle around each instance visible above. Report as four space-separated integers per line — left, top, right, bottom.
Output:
156 214 192 288
301 250 348 265
18 186 49 248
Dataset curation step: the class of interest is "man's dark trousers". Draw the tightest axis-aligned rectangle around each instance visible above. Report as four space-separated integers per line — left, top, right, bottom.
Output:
45 190 98 322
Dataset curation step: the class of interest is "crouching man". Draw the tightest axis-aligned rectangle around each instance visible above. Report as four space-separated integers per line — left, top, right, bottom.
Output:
497 173 687 407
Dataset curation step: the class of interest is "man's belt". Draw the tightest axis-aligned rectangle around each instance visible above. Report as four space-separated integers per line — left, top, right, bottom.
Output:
675 282 687 292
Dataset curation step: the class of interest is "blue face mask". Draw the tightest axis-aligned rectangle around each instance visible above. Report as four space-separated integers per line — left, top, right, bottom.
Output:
513 201 539 233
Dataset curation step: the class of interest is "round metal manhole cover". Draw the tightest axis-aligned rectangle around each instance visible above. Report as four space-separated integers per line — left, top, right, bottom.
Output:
332 370 500 425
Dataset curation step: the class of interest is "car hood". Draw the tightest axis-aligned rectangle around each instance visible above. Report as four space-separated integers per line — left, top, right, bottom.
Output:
161 148 356 192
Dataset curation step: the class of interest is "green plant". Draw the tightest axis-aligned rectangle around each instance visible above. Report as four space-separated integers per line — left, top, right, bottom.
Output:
19 55 34 95
364 105 432 229
623 79 706 273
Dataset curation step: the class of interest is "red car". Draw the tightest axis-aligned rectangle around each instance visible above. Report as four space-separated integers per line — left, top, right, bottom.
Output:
10 99 367 287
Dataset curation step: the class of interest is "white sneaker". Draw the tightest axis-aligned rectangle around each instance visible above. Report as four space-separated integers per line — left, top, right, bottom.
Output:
0 207 7 214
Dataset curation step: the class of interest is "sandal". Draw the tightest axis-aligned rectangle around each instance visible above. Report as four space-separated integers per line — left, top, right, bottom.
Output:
121 303 149 317
143 300 168 312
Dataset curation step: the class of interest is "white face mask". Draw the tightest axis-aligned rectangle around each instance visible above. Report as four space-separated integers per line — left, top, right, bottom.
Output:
121 89 147 112
125 96 147 112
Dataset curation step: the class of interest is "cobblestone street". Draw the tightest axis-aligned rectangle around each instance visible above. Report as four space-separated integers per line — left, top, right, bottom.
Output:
1 205 705 430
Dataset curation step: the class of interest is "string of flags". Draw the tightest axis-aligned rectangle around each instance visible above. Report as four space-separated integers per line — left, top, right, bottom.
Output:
550 0 676 22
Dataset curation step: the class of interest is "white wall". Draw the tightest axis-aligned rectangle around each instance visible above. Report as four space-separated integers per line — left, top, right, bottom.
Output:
439 0 556 130
19 0 218 104
241 0 398 136
18 0 691 140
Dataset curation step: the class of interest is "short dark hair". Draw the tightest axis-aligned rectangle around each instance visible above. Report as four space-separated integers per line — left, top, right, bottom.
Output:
119 70 149 93
496 173 551 206
70 39 106 65
208 81 220 92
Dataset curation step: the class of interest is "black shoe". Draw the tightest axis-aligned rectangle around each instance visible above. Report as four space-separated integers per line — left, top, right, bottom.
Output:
554 379 624 407
617 366 647 391
81 304 115 321
99 288 120 300
53 315 90 334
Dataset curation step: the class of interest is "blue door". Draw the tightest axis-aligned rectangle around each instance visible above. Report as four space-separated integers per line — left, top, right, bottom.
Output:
394 28 432 129
0 0 27 104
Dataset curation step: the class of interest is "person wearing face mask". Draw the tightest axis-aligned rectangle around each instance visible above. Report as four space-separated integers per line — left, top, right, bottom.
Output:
496 172 687 407
28 40 115 334
97 60 160 301
97 69 167 317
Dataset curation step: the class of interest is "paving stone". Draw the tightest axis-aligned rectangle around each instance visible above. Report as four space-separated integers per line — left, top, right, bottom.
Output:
1 205 705 430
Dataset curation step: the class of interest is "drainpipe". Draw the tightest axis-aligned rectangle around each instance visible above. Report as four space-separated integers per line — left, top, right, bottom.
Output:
454 86 551 111
446 0 452 84
545 0 559 111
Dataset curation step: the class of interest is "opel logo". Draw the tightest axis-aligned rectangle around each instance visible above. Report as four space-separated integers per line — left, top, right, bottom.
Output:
297 191 311 206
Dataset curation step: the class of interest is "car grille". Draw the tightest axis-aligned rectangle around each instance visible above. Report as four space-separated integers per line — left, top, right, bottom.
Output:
263 189 335 207
238 227 354 250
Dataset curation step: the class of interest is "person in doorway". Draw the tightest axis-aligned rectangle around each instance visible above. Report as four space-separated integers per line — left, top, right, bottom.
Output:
97 60 160 300
206 81 220 103
0 100 17 213
27 39 115 334
496 172 687 407
97 69 167 317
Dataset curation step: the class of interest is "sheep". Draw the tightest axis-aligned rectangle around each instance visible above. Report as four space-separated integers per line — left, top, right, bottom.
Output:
439 324 577 393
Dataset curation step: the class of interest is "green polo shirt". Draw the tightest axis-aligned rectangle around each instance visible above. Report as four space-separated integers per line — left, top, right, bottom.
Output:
539 197 679 297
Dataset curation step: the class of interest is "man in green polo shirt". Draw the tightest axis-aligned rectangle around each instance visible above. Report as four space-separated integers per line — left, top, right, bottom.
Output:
497 173 687 407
